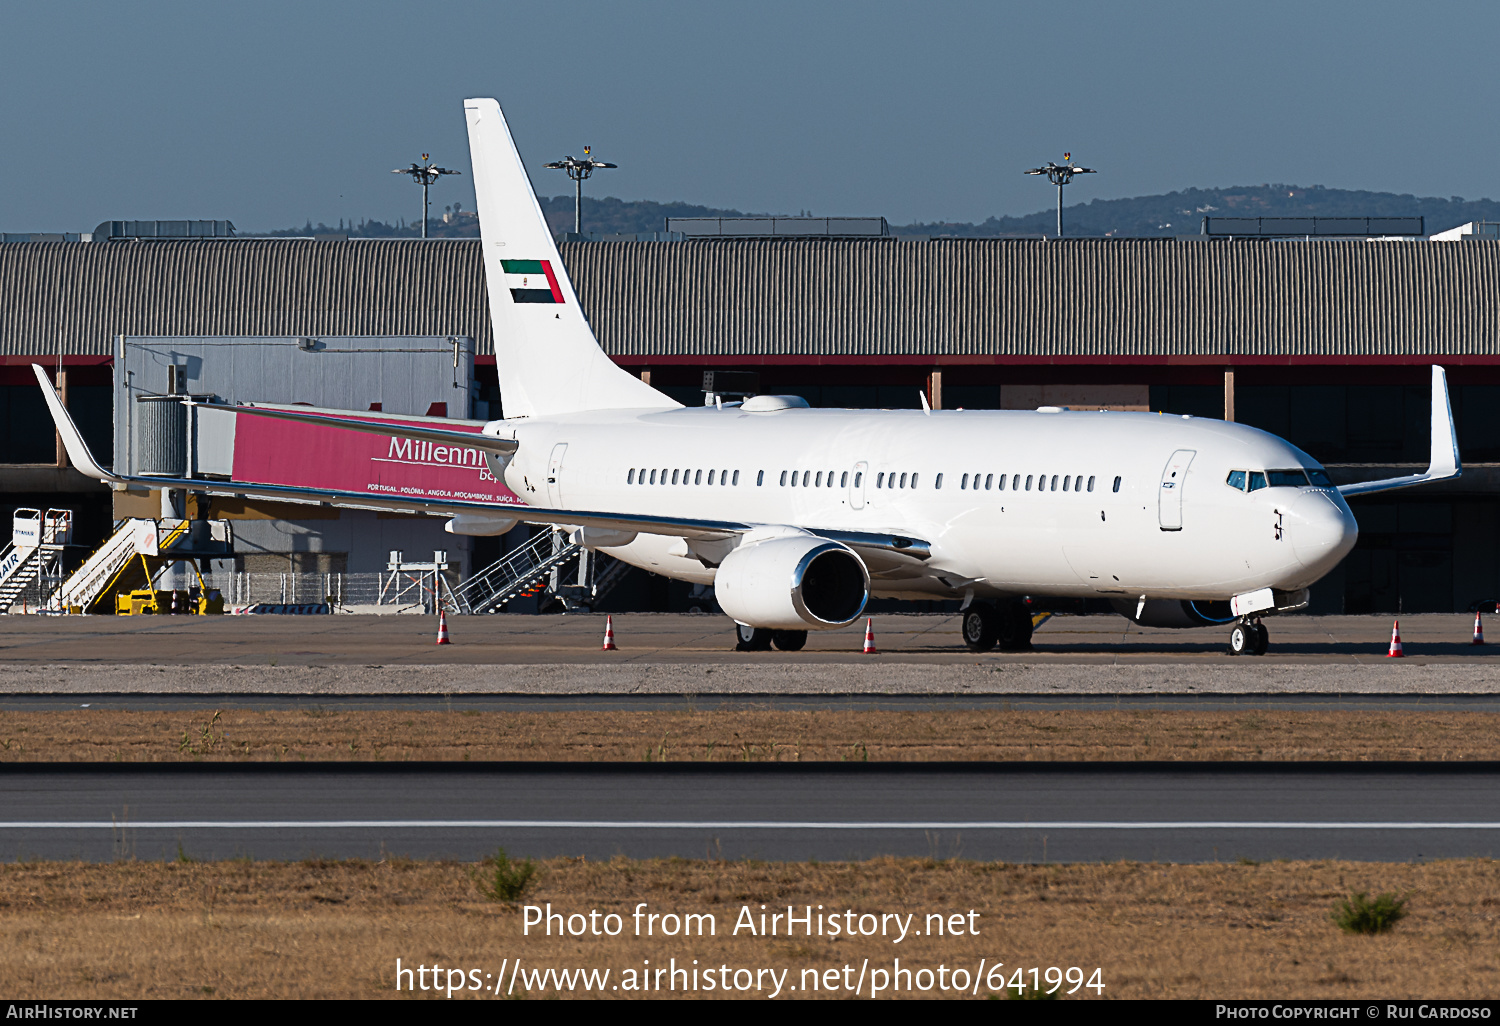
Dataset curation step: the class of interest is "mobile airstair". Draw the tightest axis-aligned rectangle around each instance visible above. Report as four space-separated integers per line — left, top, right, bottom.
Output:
451 528 636 615
0 509 72 613
452 529 583 614
47 518 234 614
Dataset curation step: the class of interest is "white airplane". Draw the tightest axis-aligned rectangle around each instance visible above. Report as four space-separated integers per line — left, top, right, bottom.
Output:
35 97 1461 655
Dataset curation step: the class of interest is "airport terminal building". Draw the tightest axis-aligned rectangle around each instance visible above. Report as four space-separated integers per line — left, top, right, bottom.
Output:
2 226 1498 614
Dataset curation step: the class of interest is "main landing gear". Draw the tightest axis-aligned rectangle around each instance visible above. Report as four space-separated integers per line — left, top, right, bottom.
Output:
1228 619 1269 656
735 624 807 652
962 601 1034 653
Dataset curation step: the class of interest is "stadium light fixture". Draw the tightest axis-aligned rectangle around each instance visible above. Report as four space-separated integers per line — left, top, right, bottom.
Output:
543 147 618 235
391 154 462 239
1024 153 1096 238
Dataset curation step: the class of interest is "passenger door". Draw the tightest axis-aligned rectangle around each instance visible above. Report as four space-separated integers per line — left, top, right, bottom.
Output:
1158 449 1195 531
546 443 568 507
849 461 868 510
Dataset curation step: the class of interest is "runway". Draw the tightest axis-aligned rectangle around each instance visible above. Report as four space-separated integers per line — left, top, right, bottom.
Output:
4 764 1497 863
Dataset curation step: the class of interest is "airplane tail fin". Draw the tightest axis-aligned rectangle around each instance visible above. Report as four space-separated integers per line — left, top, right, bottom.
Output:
463 98 675 419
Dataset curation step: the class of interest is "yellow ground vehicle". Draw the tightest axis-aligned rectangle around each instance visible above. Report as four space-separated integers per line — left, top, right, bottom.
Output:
113 552 225 615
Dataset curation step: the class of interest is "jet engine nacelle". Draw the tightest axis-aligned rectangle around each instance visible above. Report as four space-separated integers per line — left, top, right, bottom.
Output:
715 536 869 630
1110 598 1234 629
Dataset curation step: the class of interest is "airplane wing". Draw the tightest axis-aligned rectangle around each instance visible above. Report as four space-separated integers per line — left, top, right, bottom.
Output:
33 364 929 562
1337 365 1461 497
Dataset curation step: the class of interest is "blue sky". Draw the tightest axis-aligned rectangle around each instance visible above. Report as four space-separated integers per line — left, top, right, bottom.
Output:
2 1 1496 231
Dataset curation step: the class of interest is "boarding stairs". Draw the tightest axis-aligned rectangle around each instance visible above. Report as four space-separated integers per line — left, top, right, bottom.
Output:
47 518 192 614
452 529 583 614
453 529 638 615
0 509 71 614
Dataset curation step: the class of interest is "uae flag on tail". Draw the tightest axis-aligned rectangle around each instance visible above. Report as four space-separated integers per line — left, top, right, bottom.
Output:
501 259 564 304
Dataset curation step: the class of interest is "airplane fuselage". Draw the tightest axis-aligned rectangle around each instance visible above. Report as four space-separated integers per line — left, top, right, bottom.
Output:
493 403 1359 606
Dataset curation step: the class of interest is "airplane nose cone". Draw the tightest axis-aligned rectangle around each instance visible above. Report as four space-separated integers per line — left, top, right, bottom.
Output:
1287 490 1358 574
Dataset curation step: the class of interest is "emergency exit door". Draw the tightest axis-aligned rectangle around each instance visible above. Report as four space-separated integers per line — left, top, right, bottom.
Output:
1158 449 1195 531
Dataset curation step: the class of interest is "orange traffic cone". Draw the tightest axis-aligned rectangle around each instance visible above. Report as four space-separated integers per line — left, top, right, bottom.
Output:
1475 612 1486 646
1386 619 1404 658
435 607 451 645
862 618 877 654
602 614 618 651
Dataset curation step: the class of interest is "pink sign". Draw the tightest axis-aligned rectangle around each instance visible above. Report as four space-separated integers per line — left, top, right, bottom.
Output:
231 411 524 507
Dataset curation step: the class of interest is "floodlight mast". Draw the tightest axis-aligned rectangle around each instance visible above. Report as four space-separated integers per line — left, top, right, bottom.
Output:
543 147 618 234
391 154 462 238
1024 153 1096 238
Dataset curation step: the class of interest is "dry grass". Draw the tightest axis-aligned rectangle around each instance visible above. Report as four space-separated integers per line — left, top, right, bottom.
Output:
3 857 1497 999
0 708 1497 763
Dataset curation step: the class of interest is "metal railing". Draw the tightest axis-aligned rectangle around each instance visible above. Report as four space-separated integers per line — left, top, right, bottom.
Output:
453 530 581 615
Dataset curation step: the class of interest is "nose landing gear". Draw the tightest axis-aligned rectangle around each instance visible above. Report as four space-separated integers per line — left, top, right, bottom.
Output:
1228 619 1269 656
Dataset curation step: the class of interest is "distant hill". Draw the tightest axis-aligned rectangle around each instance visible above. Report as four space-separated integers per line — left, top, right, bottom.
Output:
259 184 1500 240
257 195 755 239
895 184 1500 238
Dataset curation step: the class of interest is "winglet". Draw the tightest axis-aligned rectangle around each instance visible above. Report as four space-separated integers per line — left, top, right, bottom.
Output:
1428 363 1461 479
31 364 121 483
1338 365 1462 497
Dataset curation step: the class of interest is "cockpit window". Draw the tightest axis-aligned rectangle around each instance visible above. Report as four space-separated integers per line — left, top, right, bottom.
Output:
1225 470 1247 491
1247 471 1267 491
1306 468 1334 487
1266 469 1309 488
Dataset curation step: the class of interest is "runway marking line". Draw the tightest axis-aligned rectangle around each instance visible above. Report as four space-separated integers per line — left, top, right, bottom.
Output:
4 820 1500 830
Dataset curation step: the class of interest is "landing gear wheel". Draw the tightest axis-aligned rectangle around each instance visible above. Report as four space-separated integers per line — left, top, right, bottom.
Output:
962 604 999 653
1228 623 1253 656
735 623 773 651
1251 622 1269 656
771 629 807 652
997 602 1035 652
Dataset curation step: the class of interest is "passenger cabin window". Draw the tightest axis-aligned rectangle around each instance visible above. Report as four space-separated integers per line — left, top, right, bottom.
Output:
984 473 993 490
1112 475 1122 493
854 472 862 487
1062 476 1070 492
649 470 657 484
757 470 764 486
961 473 969 490
935 473 943 489
840 471 848 487
1226 470 1247 491
998 474 1006 491
1012 474 1020 490
695 470 703 485
1050 475 1059 491
780 471 788 486
1087 475 1095 492
732 470 740 485
708 470 715 485
1025 475 1033 491
627 469 635 484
